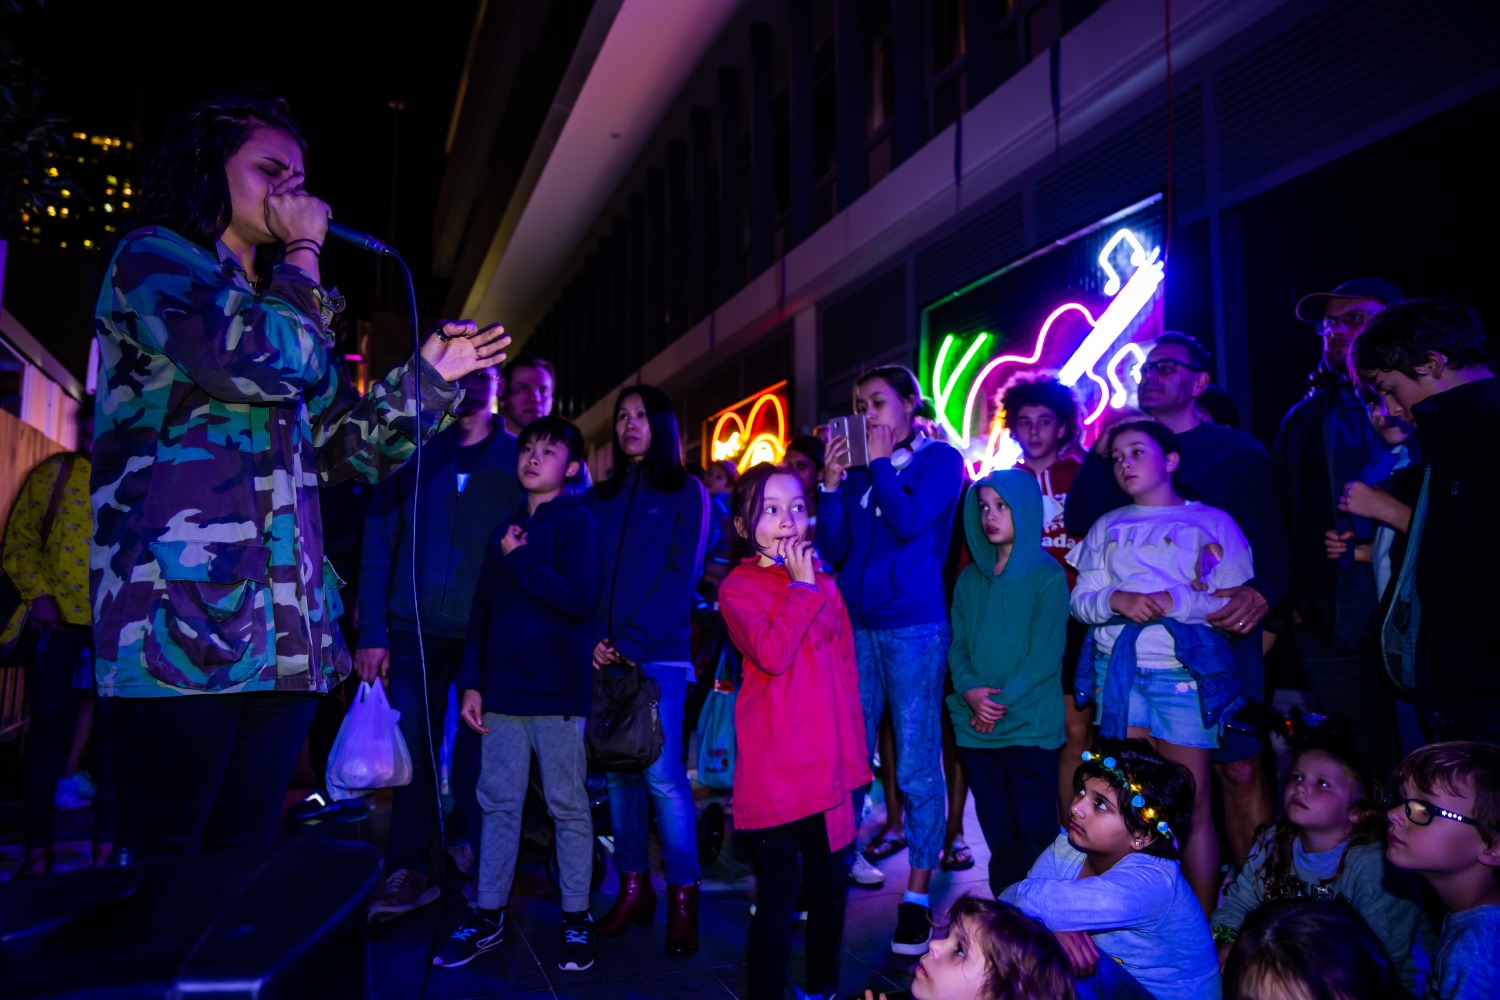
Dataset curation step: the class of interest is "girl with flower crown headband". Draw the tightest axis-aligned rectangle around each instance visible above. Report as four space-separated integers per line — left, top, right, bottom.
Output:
1000 738 1220 1000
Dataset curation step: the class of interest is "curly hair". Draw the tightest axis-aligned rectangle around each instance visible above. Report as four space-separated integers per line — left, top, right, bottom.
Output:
998 372 1080 445
135 92 306 253
944 896 1075 1000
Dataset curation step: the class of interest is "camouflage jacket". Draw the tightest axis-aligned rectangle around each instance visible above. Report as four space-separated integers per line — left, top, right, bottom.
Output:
90 227 460 697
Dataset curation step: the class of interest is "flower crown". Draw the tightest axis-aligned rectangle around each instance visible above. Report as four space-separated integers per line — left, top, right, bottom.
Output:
1081 750 1172 837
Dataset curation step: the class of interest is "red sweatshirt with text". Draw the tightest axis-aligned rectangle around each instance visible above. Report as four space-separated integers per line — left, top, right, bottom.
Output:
1018 455 1083 588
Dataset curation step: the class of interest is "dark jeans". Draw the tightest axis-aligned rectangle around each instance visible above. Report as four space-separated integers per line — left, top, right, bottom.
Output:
1293 622 1396 775
385 630 481 875
23 625 116 849
1075 957 1155 1000
748 813 852 1000
959 744 1059 896
112 691 317 859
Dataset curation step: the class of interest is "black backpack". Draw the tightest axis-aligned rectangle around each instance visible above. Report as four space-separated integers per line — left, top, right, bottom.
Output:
585 661 665 772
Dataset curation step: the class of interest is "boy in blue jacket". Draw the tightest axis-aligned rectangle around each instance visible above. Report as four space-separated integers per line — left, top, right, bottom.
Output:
436 416 603 973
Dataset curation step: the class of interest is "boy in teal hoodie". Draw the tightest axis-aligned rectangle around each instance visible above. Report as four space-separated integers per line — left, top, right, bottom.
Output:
947 469 1071 896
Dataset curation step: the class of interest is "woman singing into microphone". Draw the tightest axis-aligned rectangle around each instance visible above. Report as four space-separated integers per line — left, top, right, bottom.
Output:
91 93 508 860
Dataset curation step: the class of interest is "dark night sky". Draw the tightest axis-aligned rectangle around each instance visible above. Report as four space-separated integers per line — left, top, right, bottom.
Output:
9 0 481 375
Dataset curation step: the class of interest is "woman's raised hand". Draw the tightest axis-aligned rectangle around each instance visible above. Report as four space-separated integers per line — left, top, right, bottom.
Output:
866 421 895 462
420 321 510 384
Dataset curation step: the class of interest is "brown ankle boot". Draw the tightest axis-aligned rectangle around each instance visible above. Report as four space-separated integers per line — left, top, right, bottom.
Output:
665 881 699 958
596 871 656 937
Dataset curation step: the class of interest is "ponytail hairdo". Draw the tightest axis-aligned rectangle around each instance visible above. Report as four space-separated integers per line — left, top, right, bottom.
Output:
854 364 937 422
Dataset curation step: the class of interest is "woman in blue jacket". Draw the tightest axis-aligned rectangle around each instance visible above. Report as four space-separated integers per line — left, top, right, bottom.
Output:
819 365 965 956
589 385 709 958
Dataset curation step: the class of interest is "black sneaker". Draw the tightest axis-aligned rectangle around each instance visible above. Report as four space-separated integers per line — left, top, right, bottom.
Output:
891 901 932 955
432 910 505 968
558 910 596 972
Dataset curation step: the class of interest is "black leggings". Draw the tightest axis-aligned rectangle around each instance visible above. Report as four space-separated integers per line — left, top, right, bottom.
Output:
748 813 852 1000
112 691 318 859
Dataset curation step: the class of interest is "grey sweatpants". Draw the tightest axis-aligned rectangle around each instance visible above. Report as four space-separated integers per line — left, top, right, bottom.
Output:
476 713 593 912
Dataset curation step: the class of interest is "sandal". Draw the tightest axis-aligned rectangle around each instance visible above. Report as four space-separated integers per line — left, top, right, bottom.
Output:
862 835 908 862
941 839 976 871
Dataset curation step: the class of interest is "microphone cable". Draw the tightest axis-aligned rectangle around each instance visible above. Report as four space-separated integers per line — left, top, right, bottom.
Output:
381 244 447 857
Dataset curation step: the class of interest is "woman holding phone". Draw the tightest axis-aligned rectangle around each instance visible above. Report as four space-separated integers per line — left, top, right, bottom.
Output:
818 365 965 956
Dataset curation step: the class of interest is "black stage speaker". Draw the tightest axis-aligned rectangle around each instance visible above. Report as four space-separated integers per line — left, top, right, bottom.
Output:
0 839 382 998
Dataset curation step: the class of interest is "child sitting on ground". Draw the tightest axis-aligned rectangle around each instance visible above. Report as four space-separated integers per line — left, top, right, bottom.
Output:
1385 741 1500 1000
435 416 602 973
1000 737 1220 1000
1210 712 1431 992
862 895 1075 1000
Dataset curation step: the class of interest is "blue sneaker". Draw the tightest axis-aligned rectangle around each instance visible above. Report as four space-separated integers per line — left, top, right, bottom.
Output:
433 909 504 968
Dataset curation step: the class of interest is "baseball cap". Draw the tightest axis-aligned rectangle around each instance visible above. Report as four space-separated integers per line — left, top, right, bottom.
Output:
1294 278 1405 322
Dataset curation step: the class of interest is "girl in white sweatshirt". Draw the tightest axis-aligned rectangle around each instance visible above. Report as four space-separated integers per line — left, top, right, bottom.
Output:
1068 419 1254 914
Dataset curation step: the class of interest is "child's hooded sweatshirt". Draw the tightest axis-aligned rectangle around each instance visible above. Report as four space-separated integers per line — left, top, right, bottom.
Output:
946 470 1071 750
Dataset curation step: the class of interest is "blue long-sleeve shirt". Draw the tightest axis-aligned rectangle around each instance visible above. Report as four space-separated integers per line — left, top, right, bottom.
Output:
458 494 603 717
588 466 709 666
1001 833 1220 1000
816 436 965 630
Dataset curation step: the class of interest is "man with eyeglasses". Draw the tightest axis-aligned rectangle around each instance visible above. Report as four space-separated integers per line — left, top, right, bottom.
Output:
1271 279 1404 775
1065 331 1290 881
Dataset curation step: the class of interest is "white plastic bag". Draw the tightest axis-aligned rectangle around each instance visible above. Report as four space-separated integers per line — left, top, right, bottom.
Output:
326 680 412 801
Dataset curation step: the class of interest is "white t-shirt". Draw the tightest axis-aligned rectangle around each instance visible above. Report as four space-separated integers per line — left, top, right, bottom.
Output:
1068 502 1253 668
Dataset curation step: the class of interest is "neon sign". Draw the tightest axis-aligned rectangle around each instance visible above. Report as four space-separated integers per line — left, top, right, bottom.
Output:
705 382 789 473
928 223 1164 479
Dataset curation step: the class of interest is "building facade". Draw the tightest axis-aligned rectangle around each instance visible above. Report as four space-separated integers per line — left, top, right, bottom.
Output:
432 0 1500 472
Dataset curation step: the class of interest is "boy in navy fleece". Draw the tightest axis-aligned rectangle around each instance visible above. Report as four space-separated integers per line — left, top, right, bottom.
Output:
436 417 603 973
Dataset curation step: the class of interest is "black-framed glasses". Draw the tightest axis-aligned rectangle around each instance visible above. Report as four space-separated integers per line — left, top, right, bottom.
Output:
1382 794 1478 828
1317 309 1374 335
1139 359 1203 377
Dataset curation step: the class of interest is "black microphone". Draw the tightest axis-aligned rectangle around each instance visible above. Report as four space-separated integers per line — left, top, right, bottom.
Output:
325 221 396 257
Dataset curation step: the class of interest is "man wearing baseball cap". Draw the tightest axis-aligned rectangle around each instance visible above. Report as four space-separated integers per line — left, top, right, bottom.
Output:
1271 278 1404 773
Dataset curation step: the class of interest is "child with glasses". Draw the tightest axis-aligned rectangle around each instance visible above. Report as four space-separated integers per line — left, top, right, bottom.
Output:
1385 741 1500 1000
